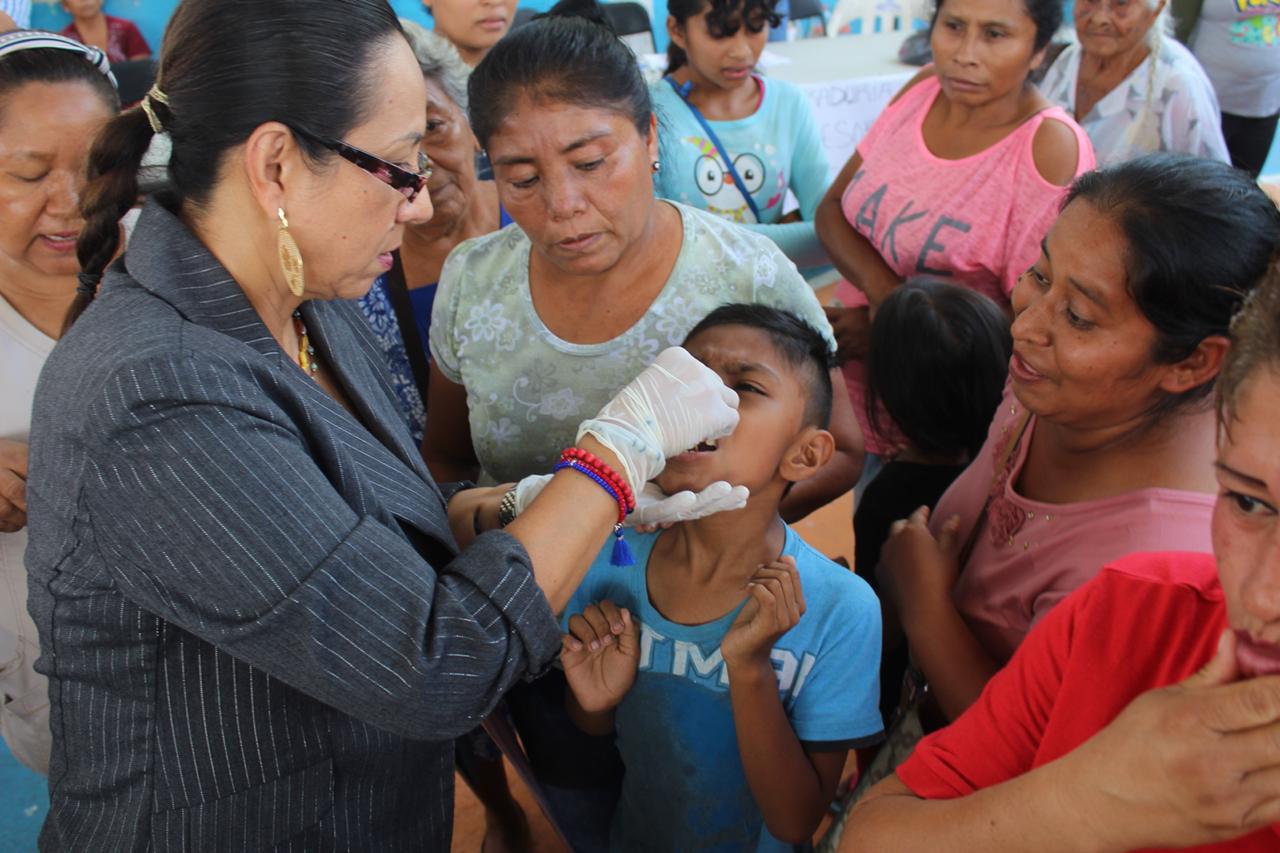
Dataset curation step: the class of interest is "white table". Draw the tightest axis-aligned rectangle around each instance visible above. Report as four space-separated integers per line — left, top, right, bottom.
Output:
762 33 917 173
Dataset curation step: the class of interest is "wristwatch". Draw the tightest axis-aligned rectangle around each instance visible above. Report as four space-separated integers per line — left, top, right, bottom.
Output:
497 486 519 528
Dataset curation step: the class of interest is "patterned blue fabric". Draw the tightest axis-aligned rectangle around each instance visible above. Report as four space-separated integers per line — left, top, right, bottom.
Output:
358 277 429 445
357 207 513 445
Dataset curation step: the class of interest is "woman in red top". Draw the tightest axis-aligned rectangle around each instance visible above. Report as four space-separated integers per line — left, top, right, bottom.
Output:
60 0 150 64
841 261 1280 850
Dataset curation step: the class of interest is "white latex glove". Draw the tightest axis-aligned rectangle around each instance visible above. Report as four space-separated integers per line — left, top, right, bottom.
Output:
576 347 739 489
512 476 749 528
629 481 749 527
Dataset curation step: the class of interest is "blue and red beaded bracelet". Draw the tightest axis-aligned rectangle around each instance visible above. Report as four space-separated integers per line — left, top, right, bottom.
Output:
555 448 637 566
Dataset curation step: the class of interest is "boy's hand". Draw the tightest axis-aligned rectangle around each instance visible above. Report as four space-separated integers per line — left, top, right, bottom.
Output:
722 557 805 668
561 601 640 713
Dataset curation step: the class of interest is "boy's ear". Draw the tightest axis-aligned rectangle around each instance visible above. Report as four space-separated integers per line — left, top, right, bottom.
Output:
779 427 834 484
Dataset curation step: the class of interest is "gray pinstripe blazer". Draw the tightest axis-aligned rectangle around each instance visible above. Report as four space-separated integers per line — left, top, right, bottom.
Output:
25 200 562 851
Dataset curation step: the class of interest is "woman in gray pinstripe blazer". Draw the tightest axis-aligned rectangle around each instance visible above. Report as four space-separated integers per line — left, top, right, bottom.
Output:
22 1 739 849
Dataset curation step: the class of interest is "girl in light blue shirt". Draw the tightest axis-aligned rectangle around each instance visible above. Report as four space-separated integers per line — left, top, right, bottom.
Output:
653 0 831 267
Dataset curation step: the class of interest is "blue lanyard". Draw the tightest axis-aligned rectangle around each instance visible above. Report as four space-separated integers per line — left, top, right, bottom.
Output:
663 75 763 224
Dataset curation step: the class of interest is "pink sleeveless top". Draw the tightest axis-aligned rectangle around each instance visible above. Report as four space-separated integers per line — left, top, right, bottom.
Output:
936 387 1214 664
836 72 1095 454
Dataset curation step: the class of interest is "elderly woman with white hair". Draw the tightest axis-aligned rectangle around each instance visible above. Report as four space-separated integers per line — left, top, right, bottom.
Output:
1038 0 1229 166
357 22 508 444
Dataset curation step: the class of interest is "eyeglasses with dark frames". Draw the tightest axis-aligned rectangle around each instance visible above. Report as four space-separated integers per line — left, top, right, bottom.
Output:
290 126 432 203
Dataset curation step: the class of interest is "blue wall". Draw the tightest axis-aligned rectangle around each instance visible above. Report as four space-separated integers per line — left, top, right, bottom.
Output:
29 0 558 50
24 0 1280 174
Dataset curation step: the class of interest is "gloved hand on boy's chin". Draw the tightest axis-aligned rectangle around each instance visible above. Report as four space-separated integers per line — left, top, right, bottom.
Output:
512 475 749 528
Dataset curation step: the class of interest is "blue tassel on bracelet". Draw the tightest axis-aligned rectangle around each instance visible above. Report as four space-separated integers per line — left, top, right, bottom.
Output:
554 459 635 567
611 525 635 567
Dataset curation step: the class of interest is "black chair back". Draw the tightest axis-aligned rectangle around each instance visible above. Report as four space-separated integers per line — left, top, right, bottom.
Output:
602 1 656 53
111 57 157 107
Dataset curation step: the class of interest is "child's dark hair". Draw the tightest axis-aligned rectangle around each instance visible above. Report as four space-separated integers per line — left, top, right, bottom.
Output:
469 0 651 149
0 44 120 121
665 0 781 73
684 303 835 429
931 0 1060 53
866 279 1011 461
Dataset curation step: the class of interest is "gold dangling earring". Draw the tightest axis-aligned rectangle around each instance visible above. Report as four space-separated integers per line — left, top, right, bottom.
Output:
277 208 305 297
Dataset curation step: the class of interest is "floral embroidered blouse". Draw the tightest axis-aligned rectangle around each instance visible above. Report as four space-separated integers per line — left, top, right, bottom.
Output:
428 203 835 483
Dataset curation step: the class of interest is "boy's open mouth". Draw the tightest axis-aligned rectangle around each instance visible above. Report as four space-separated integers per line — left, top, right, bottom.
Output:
671 438 719 463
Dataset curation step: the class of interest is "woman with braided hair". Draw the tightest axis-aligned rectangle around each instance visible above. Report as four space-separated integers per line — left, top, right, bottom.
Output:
1039 0 1230 166
26 0 740 846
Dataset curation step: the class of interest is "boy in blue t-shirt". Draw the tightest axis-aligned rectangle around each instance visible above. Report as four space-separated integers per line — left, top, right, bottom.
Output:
561 304 883 851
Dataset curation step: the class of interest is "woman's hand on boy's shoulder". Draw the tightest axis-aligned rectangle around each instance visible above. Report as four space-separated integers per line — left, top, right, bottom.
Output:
722 557 806 669
561 601 640 714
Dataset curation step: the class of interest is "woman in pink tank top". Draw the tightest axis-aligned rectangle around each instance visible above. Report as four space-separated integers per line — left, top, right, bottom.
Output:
814 0 1095 465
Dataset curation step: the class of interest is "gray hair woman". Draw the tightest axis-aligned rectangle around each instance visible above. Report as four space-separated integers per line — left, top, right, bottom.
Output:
1038 0 1229 166
357 22 506 445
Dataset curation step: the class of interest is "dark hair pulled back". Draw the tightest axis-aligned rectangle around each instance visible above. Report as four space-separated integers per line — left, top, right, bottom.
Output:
930 0 1060 54
0 44 119 121
665 0 780 74
1065 153 1280 417
67 0 404 331
468 0 651 149
865 278 1012 461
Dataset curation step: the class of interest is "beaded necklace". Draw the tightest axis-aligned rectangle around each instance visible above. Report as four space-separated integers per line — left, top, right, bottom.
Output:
292 310 317 375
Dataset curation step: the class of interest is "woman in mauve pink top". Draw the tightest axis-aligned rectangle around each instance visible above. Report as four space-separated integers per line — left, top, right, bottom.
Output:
815 0 1095 467
876 154 1280 724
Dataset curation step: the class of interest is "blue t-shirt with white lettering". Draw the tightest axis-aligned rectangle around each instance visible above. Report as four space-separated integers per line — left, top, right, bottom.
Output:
563 524 883 852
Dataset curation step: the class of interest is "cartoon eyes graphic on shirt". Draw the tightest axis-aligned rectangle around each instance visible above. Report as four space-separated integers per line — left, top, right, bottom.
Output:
695 155 726 196
686 137 768 224
692 152 767 196
733 153 766 194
